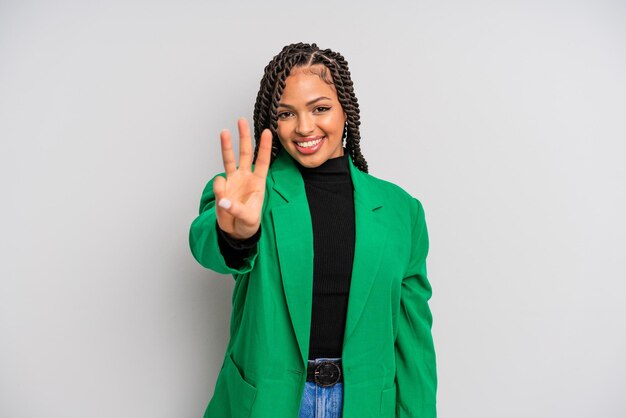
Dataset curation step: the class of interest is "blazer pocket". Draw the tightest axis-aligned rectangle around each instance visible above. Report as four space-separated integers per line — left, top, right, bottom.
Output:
379 383 397 418
205 353 258 418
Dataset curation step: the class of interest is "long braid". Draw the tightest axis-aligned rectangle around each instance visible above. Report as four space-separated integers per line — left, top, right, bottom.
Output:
252 43 369 173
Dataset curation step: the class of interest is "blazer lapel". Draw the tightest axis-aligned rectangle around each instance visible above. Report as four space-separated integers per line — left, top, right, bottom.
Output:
270 151 314 367
343 155 388 345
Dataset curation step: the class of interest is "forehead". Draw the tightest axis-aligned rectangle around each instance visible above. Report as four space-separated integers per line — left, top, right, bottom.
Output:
280 65 338 103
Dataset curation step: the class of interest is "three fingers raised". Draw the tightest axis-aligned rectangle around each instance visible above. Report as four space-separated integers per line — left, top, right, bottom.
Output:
220 118 272 176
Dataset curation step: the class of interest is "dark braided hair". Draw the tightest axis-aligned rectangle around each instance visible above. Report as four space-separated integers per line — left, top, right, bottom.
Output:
252 42 369 173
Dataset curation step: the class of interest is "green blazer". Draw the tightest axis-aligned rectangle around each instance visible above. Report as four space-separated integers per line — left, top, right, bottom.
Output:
189 149 436 418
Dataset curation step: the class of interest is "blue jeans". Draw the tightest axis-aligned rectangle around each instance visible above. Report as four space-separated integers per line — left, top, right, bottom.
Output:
298 357 344 418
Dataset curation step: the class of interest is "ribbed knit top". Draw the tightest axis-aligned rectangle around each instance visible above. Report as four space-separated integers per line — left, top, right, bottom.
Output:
297 152 355 359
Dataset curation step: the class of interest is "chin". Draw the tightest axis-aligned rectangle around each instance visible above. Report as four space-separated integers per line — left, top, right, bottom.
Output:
295 155 324 168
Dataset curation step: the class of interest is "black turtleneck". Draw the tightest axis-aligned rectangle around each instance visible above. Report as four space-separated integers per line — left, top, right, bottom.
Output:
216 151 355 359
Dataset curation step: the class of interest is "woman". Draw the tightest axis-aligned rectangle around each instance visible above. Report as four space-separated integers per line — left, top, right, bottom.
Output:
189 42 436 418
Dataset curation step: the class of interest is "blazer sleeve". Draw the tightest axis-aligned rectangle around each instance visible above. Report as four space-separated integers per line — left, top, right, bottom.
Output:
188 173 260 276
395 198 437 417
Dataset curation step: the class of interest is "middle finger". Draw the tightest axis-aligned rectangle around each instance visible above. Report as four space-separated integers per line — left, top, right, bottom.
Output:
237 117 253 171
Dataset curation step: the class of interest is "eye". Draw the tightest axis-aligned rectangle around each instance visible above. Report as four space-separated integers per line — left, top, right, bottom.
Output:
314 106 330 113
277 111 293 120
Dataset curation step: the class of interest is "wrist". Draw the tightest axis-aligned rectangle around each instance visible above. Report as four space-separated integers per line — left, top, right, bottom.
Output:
216 221 262 247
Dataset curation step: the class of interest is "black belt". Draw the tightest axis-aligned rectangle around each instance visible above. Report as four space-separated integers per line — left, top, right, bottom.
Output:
306 359 343 387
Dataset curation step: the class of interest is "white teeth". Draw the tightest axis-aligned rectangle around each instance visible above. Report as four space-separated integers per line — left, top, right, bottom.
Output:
296 137 323 148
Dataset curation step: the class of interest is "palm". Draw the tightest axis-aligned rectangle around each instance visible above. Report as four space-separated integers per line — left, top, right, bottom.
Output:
214 117 272 240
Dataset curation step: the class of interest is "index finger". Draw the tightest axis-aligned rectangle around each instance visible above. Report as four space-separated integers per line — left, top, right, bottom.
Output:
220 128 237 176
252 128 273 180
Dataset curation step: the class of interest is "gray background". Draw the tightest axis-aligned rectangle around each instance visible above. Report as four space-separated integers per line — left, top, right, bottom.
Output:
1 0 625 417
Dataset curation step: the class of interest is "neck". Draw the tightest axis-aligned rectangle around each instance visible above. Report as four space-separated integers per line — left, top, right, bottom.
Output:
296 151 350 181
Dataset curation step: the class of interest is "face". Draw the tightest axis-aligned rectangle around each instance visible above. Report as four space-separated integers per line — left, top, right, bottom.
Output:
275 65 347 168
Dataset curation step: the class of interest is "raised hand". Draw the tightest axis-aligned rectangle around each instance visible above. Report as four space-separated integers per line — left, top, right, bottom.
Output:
213 117 273 240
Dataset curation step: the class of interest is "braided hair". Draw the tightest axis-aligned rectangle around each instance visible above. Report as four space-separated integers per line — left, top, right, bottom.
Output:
252 42 369 173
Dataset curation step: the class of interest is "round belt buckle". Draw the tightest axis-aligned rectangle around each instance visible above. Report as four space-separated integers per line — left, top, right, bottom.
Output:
314 361 341 387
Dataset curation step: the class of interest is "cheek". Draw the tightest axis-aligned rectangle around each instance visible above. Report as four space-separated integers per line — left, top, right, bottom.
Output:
324 112 346 133
276 124 291 146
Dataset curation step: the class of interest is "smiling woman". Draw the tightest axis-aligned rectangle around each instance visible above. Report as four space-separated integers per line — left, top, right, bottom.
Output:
189 42 437 418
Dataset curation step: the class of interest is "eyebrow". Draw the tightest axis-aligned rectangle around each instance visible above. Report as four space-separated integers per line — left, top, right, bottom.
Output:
277 96 332 109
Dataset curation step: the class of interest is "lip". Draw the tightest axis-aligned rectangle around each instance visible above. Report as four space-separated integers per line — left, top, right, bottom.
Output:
293 136 325 155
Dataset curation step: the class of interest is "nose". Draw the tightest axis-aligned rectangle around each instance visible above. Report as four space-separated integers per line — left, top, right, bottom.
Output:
295 113 315 136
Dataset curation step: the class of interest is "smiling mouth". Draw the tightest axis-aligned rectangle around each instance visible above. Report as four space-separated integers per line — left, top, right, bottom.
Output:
294 136 326 148
294 136 325 148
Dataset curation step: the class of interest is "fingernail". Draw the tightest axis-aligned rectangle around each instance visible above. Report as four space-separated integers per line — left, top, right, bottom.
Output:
218 198 231 210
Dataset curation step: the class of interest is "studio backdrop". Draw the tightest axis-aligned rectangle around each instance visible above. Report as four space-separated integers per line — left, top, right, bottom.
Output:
1 0 625 417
